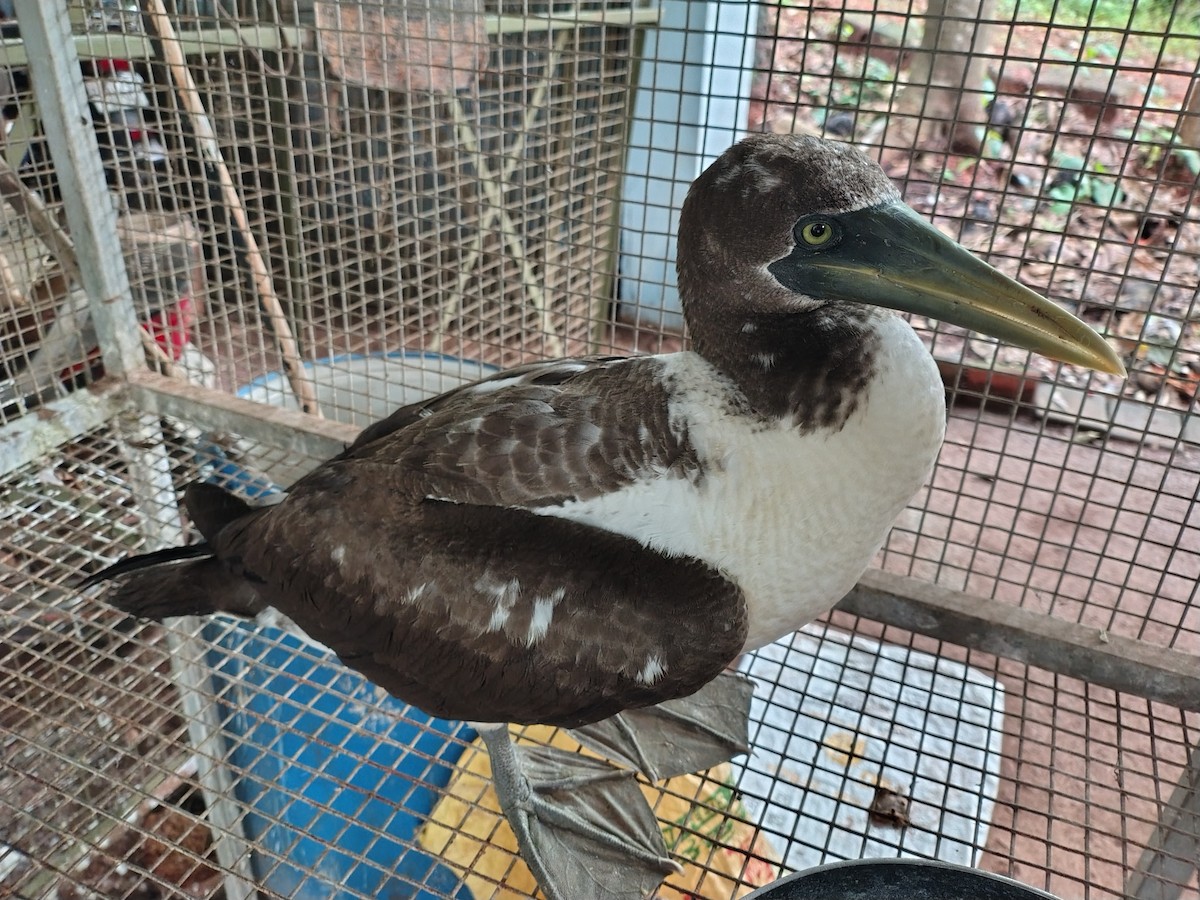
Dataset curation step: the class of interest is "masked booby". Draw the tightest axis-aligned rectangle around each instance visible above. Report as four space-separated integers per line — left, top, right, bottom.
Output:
85 134 1123 900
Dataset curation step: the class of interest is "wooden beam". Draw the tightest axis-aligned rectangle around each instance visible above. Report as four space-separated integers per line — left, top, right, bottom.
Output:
839 568 1200 712
127 369 356 461
0 380 127 479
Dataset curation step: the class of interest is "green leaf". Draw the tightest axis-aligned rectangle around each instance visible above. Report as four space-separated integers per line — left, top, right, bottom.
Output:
1051 152 1086 171
1084 41 1119 61
864 57 894 82
1087 177 1122 207
1173 147 1200 176
1047 181 1077 216
1047 182 1078 202
982 135 1008 160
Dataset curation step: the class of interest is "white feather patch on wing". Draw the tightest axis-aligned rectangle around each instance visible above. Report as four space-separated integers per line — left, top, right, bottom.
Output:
525 588 564 646
636 654 667 685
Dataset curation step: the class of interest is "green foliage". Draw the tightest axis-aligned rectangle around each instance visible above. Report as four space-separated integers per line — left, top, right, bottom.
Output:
1175 146 1200 175
997 0 1198 31
995 0 1200 56
1043 150 1124 217
982 131 1009 160
1116 121 1200 173
830 54 897 107
1082 40 1120 62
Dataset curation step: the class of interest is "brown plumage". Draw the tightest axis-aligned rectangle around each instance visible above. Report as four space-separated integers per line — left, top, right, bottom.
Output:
88 356 746 729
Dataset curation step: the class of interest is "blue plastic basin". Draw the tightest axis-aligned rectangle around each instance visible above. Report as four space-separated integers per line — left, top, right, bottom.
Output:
203 621 475 900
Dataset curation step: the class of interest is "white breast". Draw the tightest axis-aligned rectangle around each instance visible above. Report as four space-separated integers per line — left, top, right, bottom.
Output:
536 316 946 652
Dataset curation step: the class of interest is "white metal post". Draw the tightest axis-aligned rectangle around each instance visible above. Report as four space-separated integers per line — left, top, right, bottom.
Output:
13 3 257 896
13 0 143 378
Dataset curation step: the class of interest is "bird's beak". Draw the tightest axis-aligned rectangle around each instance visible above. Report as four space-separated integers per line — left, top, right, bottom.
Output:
768 201 1126 376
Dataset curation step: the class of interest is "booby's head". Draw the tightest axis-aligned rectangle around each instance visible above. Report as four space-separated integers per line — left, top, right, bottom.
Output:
677 134 1125 416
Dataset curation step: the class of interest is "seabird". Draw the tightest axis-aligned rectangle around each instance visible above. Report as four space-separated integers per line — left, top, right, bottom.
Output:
84 134 1124 899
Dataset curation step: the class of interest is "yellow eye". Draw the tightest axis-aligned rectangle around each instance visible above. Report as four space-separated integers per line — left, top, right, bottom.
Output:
800 221 834 246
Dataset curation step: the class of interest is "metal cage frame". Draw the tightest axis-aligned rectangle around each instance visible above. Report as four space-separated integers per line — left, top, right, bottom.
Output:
1 2 1198 899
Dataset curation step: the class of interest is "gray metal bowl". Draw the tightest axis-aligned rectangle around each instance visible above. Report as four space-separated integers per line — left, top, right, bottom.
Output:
743 859 1059 900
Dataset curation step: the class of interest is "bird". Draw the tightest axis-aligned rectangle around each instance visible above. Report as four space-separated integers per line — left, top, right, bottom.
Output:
83 133 1124 900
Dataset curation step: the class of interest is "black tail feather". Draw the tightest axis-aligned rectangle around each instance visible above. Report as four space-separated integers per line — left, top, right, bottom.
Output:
80 543 214 590
80 482 267 621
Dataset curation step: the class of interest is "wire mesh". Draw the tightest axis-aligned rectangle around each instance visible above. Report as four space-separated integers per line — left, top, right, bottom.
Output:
137 0 636 385
1 0 1199 899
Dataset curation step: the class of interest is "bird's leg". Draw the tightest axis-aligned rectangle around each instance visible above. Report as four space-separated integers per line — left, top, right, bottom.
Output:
477 723 681 900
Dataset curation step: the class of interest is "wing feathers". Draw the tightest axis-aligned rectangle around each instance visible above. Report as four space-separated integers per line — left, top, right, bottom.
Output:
231 483 746 727
94 353 740 729
328 356 700 509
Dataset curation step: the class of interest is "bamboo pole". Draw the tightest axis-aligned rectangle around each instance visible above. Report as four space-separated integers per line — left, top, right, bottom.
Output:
144 0 322 417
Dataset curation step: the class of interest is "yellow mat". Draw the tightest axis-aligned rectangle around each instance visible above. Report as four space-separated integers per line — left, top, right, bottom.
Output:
419 725 780 899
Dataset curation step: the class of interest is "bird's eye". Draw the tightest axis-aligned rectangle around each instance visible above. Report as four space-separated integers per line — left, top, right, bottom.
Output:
800 221 835 246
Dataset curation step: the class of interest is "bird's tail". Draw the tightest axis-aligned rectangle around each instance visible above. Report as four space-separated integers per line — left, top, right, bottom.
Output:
81 482 267 621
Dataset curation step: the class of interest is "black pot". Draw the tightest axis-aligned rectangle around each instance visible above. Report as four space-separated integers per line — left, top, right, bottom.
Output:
744 859 1059 900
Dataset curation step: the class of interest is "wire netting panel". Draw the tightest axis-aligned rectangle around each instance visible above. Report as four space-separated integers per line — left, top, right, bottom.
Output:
130 0 637 391
882 404 1200 655
2 439 1196 900
1 0 1199 899
750 2 1200 657
0 425 198 898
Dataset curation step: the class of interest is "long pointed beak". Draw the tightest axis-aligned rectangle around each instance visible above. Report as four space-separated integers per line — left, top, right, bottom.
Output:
768 201 1126 376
